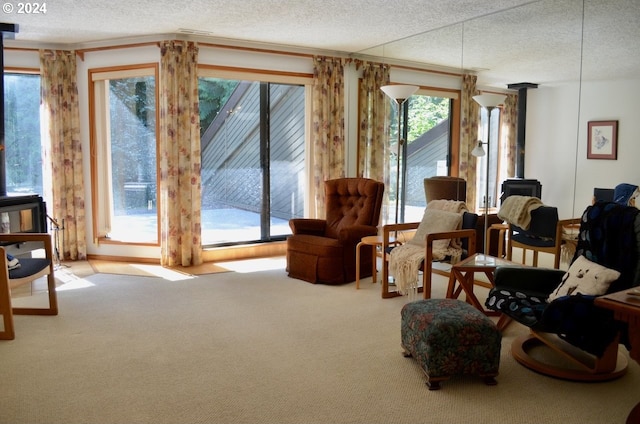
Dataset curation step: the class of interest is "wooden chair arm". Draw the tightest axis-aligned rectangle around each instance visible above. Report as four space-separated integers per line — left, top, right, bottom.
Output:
382 222 419 246
558 217 581 226
556 217 582 242
0 233 53 258
488 223 508 258
0 233 52 243
382 222 419 234
423 228 476 299
425 228 477 263
380 222 420 298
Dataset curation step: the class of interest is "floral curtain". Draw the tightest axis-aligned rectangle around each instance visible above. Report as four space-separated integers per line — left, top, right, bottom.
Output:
312 56 345 217
159 40 202 267
357 61 390 222
458 74 480 212
500 93 519 179
40 50 86 260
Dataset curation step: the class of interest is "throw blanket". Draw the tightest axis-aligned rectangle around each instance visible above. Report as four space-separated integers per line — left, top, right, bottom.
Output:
426 199 467 213
497 195 543 230
389 200 466 295
613 183 640 206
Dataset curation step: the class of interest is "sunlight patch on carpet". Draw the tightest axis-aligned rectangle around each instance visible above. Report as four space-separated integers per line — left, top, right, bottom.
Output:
87 257 286 278
216 256 286 273
53 266 96 291
89 260 232 278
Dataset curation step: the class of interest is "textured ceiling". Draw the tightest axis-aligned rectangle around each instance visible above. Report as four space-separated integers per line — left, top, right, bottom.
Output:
3 0 639 88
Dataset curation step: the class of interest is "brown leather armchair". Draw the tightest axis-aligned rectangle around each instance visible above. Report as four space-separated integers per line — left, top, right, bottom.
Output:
286 178 384 284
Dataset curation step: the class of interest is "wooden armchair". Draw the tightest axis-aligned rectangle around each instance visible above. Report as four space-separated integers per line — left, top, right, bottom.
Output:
0 233 58 340
380 216 477 299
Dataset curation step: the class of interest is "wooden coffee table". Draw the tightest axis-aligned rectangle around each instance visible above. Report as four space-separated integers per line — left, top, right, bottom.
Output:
447 253 516 331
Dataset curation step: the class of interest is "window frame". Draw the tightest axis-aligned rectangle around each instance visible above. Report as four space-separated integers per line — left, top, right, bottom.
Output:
197 65 313 247
367 82 461 223
475 106 503 212
3 67 45 200
88 63 160 246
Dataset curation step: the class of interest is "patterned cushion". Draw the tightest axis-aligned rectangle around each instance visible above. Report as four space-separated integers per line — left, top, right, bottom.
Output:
485 288 547 327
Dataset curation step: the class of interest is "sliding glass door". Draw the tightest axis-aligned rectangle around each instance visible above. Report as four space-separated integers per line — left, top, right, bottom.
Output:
402 93 453 222
199 77 306 246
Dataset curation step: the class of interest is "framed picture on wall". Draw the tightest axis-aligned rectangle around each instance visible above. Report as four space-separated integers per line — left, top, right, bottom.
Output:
587 120 618 160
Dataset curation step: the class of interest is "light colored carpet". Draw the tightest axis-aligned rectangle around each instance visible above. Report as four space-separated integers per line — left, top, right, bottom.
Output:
1 264 638 424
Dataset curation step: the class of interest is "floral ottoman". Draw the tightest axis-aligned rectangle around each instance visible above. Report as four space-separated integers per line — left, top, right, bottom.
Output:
400 298 501 390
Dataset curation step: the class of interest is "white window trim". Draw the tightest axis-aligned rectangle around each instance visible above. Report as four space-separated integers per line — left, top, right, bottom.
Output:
89 65 158 243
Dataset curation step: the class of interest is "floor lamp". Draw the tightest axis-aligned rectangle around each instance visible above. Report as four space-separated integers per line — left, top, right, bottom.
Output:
381 84 419 225
472 93 506 259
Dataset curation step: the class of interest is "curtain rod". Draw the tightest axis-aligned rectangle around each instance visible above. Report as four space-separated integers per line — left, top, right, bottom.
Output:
5 41 464 79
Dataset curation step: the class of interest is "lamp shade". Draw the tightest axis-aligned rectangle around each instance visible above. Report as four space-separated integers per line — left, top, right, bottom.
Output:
381 84 419 102
471 141 486 157
473 93 506 108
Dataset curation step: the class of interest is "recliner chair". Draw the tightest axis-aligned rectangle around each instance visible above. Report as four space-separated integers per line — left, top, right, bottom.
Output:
485 202 640 381
286 178 384 284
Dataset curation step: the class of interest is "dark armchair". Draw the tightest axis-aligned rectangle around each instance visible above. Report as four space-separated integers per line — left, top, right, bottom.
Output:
286 178 384 284
485 202 640 381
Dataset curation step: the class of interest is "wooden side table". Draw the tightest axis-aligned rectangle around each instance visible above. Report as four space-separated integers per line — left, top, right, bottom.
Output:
355 235 396 289
595 289 640 424
447 253 516 331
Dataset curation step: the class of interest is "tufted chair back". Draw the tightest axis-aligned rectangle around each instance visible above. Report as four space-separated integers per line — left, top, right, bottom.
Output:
286 177 384 284
324 178 384 239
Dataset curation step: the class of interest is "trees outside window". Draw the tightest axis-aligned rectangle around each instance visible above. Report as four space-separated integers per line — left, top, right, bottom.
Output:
4 73 43 197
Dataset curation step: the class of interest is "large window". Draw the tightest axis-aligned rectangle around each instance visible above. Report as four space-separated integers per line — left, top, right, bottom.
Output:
90 65 159 244
475 106 501 212
198 73 308 246
4 73 43 197
393 91 454 223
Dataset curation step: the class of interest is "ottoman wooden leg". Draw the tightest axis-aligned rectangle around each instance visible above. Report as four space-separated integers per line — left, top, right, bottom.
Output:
482 374 499 386
426 376 448 390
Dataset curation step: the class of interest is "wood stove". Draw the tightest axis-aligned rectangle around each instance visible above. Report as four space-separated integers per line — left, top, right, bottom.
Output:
0 24 48 239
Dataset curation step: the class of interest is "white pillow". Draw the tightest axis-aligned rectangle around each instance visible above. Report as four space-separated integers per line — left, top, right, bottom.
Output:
547 255 620 302
407 208 462 251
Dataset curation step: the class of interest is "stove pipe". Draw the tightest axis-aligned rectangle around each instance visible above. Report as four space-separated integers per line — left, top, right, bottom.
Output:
507 82 538 179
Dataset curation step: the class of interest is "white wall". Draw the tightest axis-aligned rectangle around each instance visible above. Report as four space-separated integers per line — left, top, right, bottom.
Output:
526 77 640 219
